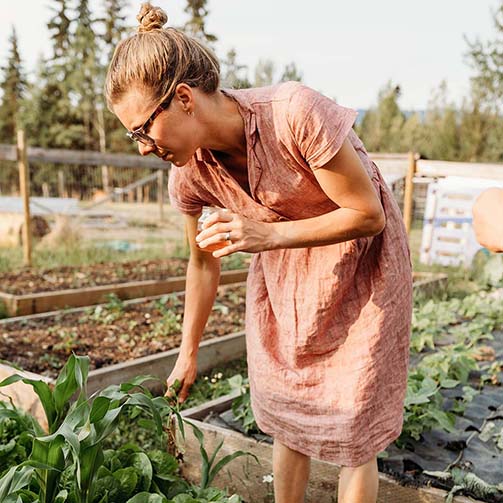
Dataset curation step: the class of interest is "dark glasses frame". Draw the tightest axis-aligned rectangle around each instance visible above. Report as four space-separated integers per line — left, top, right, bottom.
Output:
126 92 174 146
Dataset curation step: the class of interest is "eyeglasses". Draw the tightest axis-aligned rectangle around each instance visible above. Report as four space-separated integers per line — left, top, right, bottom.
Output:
126 93 173 146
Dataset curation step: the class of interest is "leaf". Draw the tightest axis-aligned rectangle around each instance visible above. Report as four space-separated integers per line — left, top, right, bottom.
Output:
125 493 168 503
440 379 459 389
207 450 259 488
113 467 139 499
130 452 153 492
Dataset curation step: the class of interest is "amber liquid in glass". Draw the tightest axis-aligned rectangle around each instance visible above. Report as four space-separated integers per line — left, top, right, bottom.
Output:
197 206 230 252
197 240 232 252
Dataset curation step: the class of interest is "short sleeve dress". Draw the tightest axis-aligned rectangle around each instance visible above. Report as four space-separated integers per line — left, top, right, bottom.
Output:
168 82 413 467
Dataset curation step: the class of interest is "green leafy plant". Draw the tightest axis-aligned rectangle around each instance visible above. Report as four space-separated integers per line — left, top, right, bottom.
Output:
87 293 125 324
228 376 259 435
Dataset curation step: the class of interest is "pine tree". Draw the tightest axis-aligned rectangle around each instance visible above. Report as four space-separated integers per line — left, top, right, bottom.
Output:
0 27 26 144
357 82 405 152
47 0 72 59
102 0 130 63
279 62 303 83
68 0 101 150
183 0 217 46
221 48 251 89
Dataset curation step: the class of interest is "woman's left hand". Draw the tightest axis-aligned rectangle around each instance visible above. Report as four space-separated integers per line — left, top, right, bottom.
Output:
195 210 279 257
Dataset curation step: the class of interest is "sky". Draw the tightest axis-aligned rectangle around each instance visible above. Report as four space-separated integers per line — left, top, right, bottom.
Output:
1 0 499 111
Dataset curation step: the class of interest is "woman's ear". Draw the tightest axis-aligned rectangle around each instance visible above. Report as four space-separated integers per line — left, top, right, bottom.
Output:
175 83 194 113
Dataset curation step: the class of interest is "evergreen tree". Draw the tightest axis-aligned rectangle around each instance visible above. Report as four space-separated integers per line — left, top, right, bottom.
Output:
279 62 303 83
465 0 503 108
47 0 72 59
221 48 251 89
183 0 217 46
357 82 405 152
68 0 101 150
254 59 275 87
102 0 130 64
0 27 26 143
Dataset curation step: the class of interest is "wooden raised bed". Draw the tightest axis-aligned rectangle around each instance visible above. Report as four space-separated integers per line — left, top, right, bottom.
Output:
180 394 480 503
0 268 248 317
0 329 246 431
0 270 445 318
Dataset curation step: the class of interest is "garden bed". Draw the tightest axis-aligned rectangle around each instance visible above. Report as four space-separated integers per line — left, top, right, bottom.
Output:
0 283 249 428
181 399 480 503
0 256 249 316
177 289 503 503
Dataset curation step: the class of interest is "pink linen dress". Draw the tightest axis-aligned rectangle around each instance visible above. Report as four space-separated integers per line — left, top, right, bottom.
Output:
168 82 412 467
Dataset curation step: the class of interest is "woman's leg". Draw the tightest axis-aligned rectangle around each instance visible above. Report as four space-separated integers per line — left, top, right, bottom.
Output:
337 455 379 503
273 439 311 503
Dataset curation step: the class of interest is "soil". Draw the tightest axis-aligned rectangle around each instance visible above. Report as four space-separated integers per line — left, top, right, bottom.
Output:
0 257 248 295
0 284 246 378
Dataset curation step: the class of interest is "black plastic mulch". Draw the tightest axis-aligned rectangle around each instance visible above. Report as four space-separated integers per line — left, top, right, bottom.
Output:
203 331 503 502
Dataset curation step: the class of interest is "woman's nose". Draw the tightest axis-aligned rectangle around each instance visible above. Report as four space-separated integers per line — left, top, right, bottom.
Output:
138 142 156 156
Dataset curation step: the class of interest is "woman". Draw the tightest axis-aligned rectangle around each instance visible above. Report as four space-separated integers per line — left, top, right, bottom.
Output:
105 4 413 502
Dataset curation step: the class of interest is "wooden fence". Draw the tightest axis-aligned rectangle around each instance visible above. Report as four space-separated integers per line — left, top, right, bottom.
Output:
2 136 503 266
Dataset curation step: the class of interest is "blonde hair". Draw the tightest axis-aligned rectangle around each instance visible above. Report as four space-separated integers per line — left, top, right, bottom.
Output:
105 2 220 110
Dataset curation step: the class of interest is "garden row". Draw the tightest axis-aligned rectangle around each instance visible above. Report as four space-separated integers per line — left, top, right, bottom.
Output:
3 271 497 502
0 255 250 316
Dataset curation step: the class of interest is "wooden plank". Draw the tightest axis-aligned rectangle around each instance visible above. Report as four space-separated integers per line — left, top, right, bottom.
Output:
87 330 246 394
0 269 249 316
0 330 246 421
0 143 170 170
179 414 479 503
417 159 503 180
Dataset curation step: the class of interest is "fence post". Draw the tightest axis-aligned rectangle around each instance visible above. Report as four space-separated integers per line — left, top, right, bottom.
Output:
157 169 164 221
403 151 417 237
17 130 32 267
58 170 65 198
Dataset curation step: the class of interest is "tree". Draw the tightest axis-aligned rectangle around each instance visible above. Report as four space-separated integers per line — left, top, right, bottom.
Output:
421 81 460 160
102 0 130 63
357 82 405 152
183 0 217 46
279 62 303 83
47 0 72 60
0 27 26 143
254 59 275 87
68 0 101 150
221 48 251 89
465 0 503 109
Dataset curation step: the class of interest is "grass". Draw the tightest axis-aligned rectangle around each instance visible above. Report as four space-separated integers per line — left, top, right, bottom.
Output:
0 242 170 273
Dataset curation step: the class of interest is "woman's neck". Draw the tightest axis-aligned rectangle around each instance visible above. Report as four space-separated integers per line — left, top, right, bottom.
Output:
198 89 247 157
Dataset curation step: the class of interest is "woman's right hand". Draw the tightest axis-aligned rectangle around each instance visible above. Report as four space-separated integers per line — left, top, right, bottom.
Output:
165 354 198 404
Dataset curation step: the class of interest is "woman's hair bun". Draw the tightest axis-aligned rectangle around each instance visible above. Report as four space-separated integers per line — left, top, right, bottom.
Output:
137 2 168 33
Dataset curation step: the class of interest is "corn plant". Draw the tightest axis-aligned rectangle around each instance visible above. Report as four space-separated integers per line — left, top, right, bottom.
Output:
0 354 183 503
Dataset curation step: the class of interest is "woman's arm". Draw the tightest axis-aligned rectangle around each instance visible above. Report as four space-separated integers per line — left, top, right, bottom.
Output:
196 138 385 256
472 188 503 253
165 213 221 402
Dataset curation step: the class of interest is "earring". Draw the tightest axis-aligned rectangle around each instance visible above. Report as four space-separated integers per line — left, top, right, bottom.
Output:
187 111 194 117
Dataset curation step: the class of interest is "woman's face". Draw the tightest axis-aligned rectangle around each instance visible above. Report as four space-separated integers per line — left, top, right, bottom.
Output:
113 84 201 167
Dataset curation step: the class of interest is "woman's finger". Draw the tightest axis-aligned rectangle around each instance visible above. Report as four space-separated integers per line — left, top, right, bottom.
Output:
212 241 244 258
202 210 233 229
197 231 233 250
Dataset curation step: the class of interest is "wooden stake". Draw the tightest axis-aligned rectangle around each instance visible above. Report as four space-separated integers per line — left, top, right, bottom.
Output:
58 170 65 198
157 169 164 221
403 151 417 237
17 130 32 267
